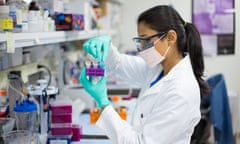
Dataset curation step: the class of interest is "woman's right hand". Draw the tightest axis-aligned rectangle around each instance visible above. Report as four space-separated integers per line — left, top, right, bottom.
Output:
83 35 112 61
79 67 110 108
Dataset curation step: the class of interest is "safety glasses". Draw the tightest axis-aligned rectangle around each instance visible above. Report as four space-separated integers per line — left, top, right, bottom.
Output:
132 32 167 52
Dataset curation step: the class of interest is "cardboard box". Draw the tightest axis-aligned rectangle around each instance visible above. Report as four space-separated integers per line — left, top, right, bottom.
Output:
72 14 84 31
64 1 92 31
54 13 84 31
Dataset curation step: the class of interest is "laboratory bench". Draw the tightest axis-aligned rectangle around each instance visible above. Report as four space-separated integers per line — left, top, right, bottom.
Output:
72 98 137 144
72 113 112 144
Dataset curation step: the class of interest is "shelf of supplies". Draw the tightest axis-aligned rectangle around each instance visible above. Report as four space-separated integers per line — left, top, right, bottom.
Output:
65 29 112 42
0 29 115 49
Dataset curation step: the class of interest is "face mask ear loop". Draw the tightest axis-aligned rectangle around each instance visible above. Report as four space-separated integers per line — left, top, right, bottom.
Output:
163 46 171 57
154 33 167 44
153 38 161 45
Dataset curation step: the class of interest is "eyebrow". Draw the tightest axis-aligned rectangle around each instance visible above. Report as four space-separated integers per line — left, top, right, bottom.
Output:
139 34 147 37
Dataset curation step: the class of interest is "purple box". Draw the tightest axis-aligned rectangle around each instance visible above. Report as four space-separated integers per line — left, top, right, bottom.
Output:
51 101 72 114
51 123 72 135
71 124 82 141
51 114 72 123
86 67 104 76
72 14 84 31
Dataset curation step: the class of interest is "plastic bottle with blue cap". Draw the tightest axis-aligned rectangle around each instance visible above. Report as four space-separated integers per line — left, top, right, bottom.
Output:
14 99 38 132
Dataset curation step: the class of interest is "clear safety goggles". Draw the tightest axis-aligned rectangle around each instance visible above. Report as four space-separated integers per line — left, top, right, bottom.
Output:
132 32 167 52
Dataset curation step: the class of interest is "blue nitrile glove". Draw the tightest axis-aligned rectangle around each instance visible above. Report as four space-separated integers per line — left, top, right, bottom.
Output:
79 67 110 108
83 35 112 61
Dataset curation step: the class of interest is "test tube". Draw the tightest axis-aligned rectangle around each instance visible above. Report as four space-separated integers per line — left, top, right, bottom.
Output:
91 61 101 84
85 60 91 68
98 61 105 77
85 60 91 80
90 107 100 124
84 54 105 84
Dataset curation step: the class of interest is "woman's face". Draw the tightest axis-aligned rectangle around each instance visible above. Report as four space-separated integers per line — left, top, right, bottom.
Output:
137 22 169 56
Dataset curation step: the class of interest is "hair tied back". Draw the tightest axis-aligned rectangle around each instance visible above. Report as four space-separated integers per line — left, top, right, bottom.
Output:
184 21 188 28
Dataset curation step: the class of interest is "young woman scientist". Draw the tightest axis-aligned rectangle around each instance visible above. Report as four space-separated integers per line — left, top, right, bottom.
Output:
80 5 209 144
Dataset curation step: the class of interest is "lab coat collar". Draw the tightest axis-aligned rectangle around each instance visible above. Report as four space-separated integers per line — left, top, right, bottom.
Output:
161 54 191 82
139 55 191 98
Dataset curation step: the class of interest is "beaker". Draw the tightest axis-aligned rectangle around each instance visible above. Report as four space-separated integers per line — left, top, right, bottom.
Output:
14 99 37 132
2 130 32 144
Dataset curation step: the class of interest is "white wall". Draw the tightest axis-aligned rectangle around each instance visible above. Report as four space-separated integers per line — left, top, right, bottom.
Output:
118 0 240 95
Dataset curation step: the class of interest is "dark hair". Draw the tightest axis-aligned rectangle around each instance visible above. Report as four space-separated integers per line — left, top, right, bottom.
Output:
137 5 209 97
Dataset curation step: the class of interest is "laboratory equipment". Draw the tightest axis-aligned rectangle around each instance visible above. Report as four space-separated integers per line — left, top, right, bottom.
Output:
0 118 15 143
27 80 58 144
47 134 72 144
0 5 13 32
27 64 59 135
27 81 58 134
71 124 82 141
51 114 72 123
50 123 72 135
89 107 100 124
14 99 37 131
7 71 24 118
117 106 127 120
0 89 8 118
85 61 105 84
50 100 73 137
2 130 32 144
84 53 105 85
51 100 72 114
51 100 72 124
0 118 15 135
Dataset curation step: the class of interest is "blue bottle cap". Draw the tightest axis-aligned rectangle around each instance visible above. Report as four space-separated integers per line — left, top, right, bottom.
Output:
14 99 37 112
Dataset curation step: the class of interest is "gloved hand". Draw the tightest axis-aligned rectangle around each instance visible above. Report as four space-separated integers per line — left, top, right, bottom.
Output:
83 35 112 61
79 67 110 108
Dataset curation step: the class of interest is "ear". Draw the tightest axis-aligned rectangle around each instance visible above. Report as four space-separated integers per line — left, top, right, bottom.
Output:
166 30 177 45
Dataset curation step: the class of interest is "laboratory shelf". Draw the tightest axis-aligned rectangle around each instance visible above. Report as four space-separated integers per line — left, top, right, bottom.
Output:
0 29 115 49
14 31 66 48
65 29 113 42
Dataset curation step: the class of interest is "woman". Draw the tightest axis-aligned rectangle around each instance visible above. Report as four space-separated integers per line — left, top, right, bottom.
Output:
80 5 209 144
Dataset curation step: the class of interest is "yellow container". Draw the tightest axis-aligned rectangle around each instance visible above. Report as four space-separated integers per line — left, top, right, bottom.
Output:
0 6 13 31
89 107 100 124
118 106 127 120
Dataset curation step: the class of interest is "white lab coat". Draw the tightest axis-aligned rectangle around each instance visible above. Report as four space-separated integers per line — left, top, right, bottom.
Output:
96 44 201 144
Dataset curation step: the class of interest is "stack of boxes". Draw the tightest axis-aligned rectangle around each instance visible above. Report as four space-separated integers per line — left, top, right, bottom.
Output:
47 100 82 143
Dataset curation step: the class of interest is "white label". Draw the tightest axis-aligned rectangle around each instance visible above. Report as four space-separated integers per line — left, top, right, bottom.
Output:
6 32 15 53
50 140 68 144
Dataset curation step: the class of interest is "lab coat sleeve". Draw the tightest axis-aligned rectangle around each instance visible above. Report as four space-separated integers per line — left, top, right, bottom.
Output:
96 93 192 144
105 44 149 87
97 105 143 144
